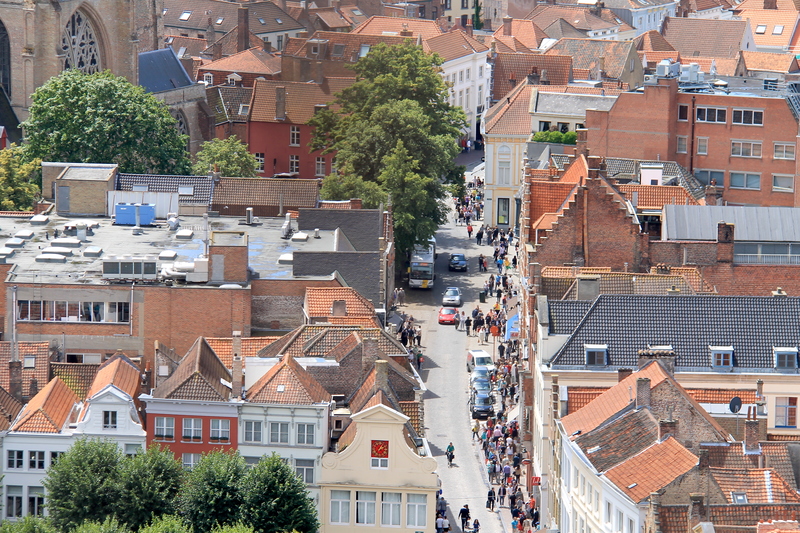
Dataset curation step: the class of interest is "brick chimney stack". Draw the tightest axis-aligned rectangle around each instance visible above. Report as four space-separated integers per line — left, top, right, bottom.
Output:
9 360 21 402
636 377 651 409
659 419 678 440
503 16 513 36
466 18 474 36
744 405 761 453
618 368 632 382
374 359 389 394
238 6 250 53
232 331 243 398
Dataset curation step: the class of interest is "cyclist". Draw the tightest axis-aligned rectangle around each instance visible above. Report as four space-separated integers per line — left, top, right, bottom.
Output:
446 442 455 467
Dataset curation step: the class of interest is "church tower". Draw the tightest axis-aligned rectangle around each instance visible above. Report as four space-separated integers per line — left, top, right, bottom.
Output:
0 0 163 122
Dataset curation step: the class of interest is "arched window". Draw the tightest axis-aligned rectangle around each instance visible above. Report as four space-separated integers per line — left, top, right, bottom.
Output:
62 10 102 73
173 111 190 150
0 20 9 97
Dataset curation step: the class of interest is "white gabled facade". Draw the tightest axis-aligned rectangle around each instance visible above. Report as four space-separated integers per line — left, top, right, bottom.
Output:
441 47 492 142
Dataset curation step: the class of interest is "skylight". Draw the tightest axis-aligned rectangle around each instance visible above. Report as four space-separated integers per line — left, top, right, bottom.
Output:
162 8 168 15
774 25 784 34
215 17 224 24
352 8 363 15
258 17 266 24
276 17 283 24
756 24 767 34
277 384 285 392
179 10 192 20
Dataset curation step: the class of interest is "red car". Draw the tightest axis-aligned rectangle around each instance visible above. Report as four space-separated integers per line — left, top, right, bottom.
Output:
438 307 458 325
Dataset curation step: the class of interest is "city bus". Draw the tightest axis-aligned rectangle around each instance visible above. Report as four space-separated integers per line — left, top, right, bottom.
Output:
409 238 436 289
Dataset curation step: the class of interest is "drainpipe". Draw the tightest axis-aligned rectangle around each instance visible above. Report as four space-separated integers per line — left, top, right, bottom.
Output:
688 96 696 173
11 285 17 362
130 282 135 337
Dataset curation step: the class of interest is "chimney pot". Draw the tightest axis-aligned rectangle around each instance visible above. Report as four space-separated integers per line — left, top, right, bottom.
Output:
744 406 761 453
659 419 678 440
636 377 651 409
237 5 250 53
503 16 513 36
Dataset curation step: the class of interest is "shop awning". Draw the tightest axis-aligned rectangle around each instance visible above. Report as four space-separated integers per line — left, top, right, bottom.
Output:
505 313 520 341
507 404 520 421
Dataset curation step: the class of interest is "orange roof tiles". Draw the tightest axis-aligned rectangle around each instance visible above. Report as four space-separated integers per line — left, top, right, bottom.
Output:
283 32 407 62
484 83 534 135
660 17 749 58
492 19 549 50
567 387 609 413
201 28 266 58
491 52 573 100
198 47 281 75
711 468 800 503
494 35 537 53
423 30 488 62
320 316 382 327
734 7 799 49
634 30 676 51
51 363 100 399
313 7 352 29
687 388 758 403
247 354 331 404
544 38 635 80
351 15 443 40
205 336 280 369
688 56 741 76
605 436 698 502
86 355 141 400
619 184 699 210
250 78 354 124
12 377 79 433
305 287 377 318
530 181 577 224
640 51 681 69
742 50 800 73
212 177 320 208
527 4 618 32
0 342 52 395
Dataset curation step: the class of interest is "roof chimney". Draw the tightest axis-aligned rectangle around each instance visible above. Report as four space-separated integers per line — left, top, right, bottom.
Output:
576 274 600 301
698 448 709 470
668 285 681 296
362 337 379 377
764 0 777 9
238 5 250 53
466 18 474 36
503 16 513 36
263 38 272 53
744 406 761 453
28 377 38 400
9 360 21 401
772 287 788 297
275 86 286 120
618 368 632 382
207 17 216 49
636 377 651 409
659 418 677 440
374 359 389 394
232 331 243 398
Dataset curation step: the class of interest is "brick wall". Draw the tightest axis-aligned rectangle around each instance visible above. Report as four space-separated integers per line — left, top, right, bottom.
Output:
209 244 249 283
651 380 728 452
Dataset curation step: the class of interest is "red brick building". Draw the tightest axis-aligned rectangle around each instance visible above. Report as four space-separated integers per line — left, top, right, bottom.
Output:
585 77 800 206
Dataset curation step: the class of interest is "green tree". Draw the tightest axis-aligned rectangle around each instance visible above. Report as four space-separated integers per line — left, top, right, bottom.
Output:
192 136 258 177
563 131 578 145
72 518 128 533
0 516 55 533
138 515 192 533
319 173 387 208
309 41 466 257
178 451 246 533
116 447 185 530
239 454 318 533
22 69 190 175
0 144 40 210
547 131 564 144
532 131 549 142
211 525 255 533
472 0 484 30
43 439 122 532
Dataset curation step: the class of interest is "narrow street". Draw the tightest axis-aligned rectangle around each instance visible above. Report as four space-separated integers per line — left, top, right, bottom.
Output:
399 153 510 533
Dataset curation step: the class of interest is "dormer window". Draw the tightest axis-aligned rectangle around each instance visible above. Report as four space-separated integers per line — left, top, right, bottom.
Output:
710 346 733 368
238 104 250 115
774 347 798 369
731 492 748 504
23 356 35 369
359 44 371 57
226 73 242 86
203 73 213 85
585 344 608 366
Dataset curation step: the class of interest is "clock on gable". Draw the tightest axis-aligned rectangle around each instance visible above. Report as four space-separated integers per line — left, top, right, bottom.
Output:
371 440 389 468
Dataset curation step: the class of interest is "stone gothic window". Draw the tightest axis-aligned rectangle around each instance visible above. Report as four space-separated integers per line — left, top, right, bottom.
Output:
62 10 102 73
0 20 9 97
173 111 190 150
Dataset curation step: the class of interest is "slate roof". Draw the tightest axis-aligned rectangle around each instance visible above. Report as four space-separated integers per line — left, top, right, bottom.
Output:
544 39 635 80
211 177 320 206
139 48 194 93
660 17 749 59
663 205 800 241
11 377 79 433
533 91 617 116
198 47 281 75
492 19 549 50
0 342 52 395
422 30 488 62
201 28 265 57
549 294 800 370
205 336 280 369
152 337 232 401
305 287 375 318
249 78 354 124
117 174 213 206
297 208 385 251
0 387 22 431
257 325 407 358
206 86 253 124
51 363 100 399
163 0 303 35
491 52 573 100
712 468 800 503
605 437 698 502
634 29 677 51
350 16 443 39
576 408 660 472
742 51 800 73
247 353 331 404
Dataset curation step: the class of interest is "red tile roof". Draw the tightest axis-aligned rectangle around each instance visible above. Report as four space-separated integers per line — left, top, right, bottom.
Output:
51 363 100 399
484 83 534 135
0 342 52 397
205 336 280 369
527 4 619 32
491 52 573 100
0 387 22 431
247 353 331 404
544 38 636 80
198 47 281 75
688 389 758 404
619 184 699 210
634 30 676 51
660 17 749 58
351 15 443 40
12 377 79 433
689 56 741 76
152 337 232 401
283 31 407 62
567 387 609 413
734 7 799 49
212 177 320 207
86 355 141 401
492 19 549 50
423 30 488 61
605 436 698 502
742 51 800 73
305 286 377 318
711 468 800 503
249 78 354 124
530 181 577 225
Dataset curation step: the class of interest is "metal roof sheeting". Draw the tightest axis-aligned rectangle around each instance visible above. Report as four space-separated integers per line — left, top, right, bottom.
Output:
663 205 800 241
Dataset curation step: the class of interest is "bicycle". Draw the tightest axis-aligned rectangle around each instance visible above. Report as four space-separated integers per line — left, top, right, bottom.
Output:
446 451 454 467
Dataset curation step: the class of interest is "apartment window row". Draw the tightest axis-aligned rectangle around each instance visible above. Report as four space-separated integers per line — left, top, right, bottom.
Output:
731 140 762 158
604 500 637 533
17 300 130 323
776 397 797 428
680 105 764 126
153 417 232 443
694 169 794 192
242 420 316 446
331 490 427 527
5 486 44 519
684 139 793 160
7 451 63 471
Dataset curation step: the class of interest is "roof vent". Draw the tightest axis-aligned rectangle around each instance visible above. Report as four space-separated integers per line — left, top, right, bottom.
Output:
277 384 285 392
773 287 787 297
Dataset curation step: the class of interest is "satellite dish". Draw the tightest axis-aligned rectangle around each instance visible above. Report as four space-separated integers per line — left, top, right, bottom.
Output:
729 396 742 414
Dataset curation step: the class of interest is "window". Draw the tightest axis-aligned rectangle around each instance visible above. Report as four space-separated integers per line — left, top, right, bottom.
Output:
50 451 63 464
776 397 797 427
697 137 708 155
255 153 265 172
585 344 607 366
694 169 724 186
617 511 624 533
407 494 427 527
479 66 484 78
290 126 300 146
466 68 471 80
244 421 262 442
606 502 612 524
332 43 345 57
731 141 762 158
458 90 463 108
732 109 763 125
730 172 761 190
381 492 402 526
315 157 326 177
277 35 283 50
270 422 289 443
356 491 376 525
28 488 44 516
696 107 726 123
774 143 795 160
630 57 635 71
26 451 45 470
215 17 224 24
179 10 192 20
775 348 798 369
295 458 314 483
6 487 21 518
210 419 230 442
7 450 22 469
628 519 635 533
359 44 370 57
238 104 249 115
103 410 117 429
478 85 483 108
155 417 174 440
331 490 351 524
17 300 128 323
459 70 464 83
755 24 767 33
676 136 687 153
497 198 510 225
297 423 315 445
773 175 794 192
773 24 784 34
731 492 748 503
710 346 733 367
182 453 201 469
580 474 586 496
289 155 300 173
539 121 551 132
465 88 470 110
125 444 141 456
183 418 202 440
678 104 688 121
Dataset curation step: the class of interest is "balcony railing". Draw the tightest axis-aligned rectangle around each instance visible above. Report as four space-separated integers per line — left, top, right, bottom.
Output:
734 254 800 265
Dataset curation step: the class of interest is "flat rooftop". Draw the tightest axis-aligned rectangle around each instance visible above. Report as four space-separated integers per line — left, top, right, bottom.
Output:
3 214 339 285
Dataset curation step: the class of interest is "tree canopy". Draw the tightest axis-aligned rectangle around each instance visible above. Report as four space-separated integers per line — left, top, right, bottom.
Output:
21 69 191 175
0 145 40 210
177 451 246 533
192 136 259 177
309 41 466 257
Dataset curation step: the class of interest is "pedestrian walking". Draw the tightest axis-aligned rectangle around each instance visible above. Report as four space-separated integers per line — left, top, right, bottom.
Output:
467 224 473 239
487 487 496 511
398 288 406 306
465 316 472 336
458 505 471 531
498 485 507 507
473 519 481 533
459 311 467 331
442 517 451 532
436 515 445 533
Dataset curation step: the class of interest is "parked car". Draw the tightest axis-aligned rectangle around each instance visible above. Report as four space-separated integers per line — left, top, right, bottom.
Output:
438 307 458 325
470 392 495 419
470 378 493 395
448 253 468 272
470 365 491 380
442 287 463 307
466 350 495 373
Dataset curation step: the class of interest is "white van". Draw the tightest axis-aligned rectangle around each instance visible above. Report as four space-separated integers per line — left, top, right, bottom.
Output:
466 349 495 373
